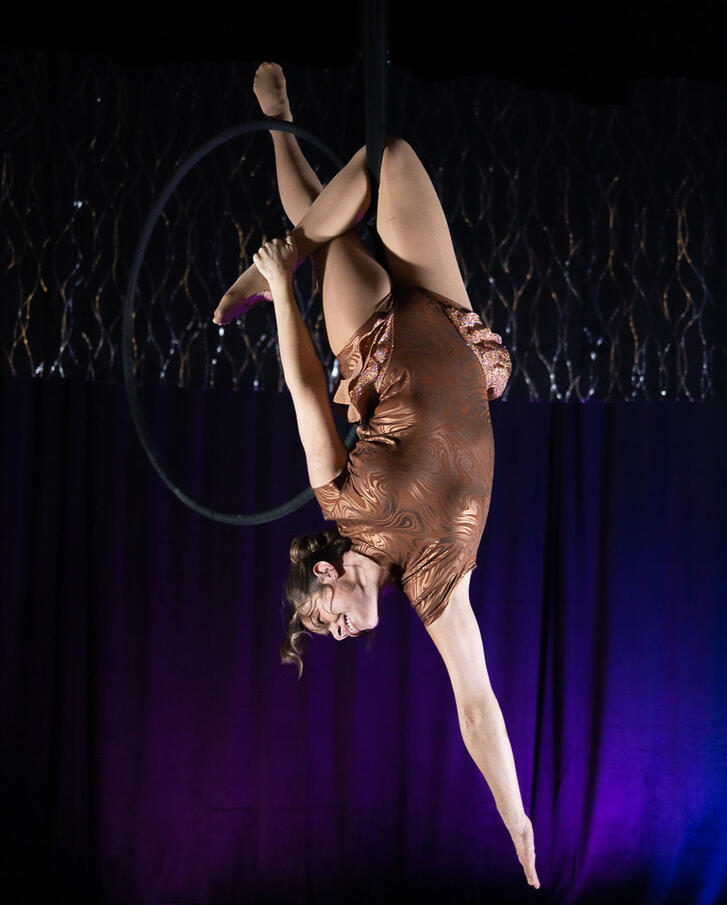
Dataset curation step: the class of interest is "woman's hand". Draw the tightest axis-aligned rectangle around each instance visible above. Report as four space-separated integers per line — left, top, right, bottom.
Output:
252 233 299 289
508 814 540 889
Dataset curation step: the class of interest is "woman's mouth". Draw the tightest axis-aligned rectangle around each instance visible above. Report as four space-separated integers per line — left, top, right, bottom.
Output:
344 613 359 635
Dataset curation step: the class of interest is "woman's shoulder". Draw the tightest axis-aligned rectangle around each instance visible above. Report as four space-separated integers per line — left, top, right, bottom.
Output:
312 465 348 520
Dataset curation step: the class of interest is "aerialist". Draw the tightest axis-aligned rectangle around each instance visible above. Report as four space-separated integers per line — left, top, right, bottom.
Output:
213 62 540 890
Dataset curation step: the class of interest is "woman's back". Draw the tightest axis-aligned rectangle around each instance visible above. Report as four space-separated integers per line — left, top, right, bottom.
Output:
314 284 511 625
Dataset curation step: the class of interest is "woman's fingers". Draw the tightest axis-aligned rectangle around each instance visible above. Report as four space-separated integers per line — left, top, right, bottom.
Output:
252 237 294 285
255 236 296 275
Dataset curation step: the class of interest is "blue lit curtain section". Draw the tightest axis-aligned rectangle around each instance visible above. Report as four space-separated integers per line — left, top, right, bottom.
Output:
1 377 725 904
2 51 726 398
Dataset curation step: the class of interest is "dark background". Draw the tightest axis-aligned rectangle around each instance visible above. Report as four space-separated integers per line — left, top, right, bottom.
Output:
4 1 727 98
2 3 726 904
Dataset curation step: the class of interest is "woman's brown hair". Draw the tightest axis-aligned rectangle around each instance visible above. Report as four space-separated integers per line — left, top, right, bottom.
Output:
280 526 358 679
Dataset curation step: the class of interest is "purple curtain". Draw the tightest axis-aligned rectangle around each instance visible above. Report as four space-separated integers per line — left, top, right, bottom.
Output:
1 376 726 904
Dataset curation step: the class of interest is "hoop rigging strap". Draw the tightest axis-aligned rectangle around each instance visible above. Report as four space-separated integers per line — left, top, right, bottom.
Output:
362 0 390 270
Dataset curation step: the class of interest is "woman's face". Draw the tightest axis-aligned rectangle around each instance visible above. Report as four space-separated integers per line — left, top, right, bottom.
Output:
302 560 378 641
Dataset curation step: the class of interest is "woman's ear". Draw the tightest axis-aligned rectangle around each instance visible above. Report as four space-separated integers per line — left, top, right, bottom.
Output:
313 560 337 583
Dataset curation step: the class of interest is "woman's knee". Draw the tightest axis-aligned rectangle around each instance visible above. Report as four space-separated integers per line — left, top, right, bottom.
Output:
356 138 415 166
382 136 416 164
380 138 424 188
384 135 411 150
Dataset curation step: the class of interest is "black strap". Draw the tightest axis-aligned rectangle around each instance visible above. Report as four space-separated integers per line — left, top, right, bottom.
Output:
362 0 389 270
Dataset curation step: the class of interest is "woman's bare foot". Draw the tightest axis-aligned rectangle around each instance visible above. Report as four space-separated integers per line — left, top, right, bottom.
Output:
213 256 274 324
213 287 273 325
213 228 308 325
509 815 540 889
212 65 299 326
253 62 293 121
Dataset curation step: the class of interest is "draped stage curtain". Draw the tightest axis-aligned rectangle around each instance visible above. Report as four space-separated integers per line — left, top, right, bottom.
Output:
1 375 725 905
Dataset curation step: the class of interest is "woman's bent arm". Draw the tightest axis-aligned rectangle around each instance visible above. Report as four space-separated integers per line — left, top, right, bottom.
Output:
270 275 348 486
270 275 326 391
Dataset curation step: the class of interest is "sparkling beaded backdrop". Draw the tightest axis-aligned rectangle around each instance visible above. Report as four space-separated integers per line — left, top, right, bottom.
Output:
2 50 725 400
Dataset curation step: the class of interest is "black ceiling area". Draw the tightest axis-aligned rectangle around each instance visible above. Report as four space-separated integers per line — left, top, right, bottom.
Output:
2 2 726 103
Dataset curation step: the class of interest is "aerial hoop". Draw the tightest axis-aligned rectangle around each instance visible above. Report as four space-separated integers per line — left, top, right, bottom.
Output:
125 3 390 525
122 119 359 526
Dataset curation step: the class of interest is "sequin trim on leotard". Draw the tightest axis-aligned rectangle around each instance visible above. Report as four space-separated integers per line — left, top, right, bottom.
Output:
441 304 512 401
332 288 511 423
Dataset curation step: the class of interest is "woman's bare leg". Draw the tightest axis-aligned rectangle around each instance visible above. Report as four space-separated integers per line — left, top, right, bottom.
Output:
377 137 473 311
312 234 392 355
253 62 323 225
213 144 373 325
216 64 391 353
254 63 391 353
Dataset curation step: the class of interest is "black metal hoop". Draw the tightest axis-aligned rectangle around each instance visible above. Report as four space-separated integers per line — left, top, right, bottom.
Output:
122 120 360 526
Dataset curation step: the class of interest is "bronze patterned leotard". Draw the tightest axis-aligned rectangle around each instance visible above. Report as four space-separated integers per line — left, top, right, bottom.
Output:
313 284 512 626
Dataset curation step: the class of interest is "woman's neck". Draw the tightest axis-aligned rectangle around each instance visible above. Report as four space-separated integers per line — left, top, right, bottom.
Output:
344 549 393 594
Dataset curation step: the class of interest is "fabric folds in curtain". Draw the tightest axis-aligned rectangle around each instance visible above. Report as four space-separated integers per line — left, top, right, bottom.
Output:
1 376 725 905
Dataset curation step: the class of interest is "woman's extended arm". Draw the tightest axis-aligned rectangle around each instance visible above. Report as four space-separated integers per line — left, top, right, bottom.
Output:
425 575 541 889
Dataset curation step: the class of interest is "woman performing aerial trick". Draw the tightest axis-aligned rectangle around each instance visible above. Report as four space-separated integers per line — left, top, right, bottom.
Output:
213 63 540 890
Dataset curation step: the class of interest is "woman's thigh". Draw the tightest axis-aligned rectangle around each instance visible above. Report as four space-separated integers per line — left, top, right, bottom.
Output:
312 231 392 357
376 138 473 311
